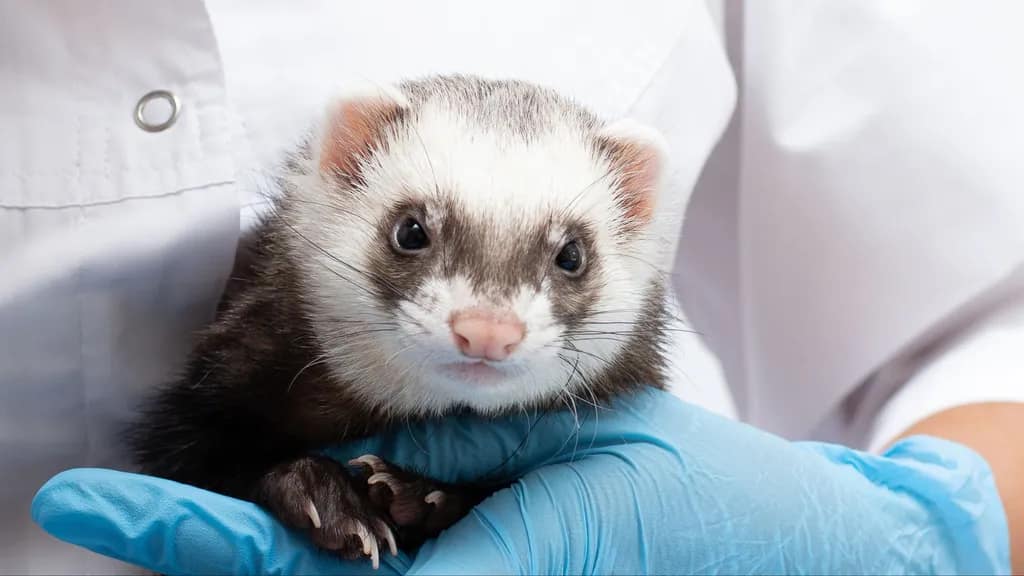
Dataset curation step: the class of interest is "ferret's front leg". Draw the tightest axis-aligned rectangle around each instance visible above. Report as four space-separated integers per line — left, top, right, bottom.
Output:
347 454 497 548
255 455 398 568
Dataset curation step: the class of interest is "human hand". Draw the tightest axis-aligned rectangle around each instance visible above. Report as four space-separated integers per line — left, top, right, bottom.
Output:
400 389 1010 575
32 388 1010 575
33 467 403 575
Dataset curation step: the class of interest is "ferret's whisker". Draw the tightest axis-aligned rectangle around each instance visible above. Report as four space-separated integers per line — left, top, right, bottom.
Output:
383 342 420 368
273 195 378 229
275 214 406 298
410 121 443 202
552 343 615 369
607 251 678 282
565 390 581 462
480 408 552 483
286 354 331 394
320 327 402 343
558 173 609 219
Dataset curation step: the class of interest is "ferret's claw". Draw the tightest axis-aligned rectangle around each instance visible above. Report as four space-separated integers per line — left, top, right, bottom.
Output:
354 520 372 556
264 455 397 567
305 499 322 529
367 472 400 493
376 519 398 557
370 532 381 569
424 490 446 506
353 520 381 570
348 454 386 473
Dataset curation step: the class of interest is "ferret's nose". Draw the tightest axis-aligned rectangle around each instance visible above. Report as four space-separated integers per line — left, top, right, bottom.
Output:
450 310 525 361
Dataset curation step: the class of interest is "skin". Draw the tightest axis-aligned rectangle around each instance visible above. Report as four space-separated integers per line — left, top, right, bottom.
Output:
888 402 1024 573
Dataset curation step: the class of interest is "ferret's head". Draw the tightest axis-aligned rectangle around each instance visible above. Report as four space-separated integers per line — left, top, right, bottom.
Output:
282 75 673 417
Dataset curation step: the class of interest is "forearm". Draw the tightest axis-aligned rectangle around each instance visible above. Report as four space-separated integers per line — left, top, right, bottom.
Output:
889 402 1024 573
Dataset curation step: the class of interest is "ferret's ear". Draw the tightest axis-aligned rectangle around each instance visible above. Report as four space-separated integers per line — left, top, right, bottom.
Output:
595 119 668 227
318 84 410 186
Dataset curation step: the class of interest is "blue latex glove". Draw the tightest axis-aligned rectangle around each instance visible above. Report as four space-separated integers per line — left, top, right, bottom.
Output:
33 388 1010 575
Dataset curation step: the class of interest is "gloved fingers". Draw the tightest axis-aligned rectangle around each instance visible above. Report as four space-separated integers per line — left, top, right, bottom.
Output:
799 436 1010 574
405 478 552 576
32 468 406 576
325 387 687 484
406 450 672 576
404 512 522 576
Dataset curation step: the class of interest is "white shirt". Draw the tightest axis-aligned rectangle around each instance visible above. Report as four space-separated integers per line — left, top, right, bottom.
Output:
2 1 1023 573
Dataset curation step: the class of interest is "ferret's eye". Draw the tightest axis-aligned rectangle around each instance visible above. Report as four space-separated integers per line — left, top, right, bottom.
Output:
555 241 585 276
392 217 430 253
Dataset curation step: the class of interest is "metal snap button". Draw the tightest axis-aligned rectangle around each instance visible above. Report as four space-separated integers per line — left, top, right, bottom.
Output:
134 90 180 133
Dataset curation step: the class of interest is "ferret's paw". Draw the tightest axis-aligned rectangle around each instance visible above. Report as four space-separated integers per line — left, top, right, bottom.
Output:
256 455 396 569
348 454 471 538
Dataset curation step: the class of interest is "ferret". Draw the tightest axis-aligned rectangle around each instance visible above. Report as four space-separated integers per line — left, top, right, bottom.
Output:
129 74 674 568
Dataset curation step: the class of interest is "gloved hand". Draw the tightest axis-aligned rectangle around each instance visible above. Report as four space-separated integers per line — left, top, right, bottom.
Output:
32 388 1010 575
33 467 396 575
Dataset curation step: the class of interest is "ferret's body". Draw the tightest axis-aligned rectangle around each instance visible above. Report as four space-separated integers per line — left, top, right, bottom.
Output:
129 75 673 566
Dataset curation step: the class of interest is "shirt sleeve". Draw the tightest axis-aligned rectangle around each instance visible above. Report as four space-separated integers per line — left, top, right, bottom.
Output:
867 290 1024 453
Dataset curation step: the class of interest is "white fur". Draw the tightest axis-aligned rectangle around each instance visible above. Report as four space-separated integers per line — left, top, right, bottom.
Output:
286 86 667 416
598 118 670 157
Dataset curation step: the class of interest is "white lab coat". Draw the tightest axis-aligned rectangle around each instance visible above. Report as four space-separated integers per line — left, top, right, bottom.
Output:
676 0 1024 445
2 1 1023 573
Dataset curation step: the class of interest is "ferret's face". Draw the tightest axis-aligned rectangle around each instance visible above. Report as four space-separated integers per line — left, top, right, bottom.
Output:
285 79 671 416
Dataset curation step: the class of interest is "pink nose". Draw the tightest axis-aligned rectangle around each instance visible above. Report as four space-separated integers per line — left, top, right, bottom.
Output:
450 310 525 361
